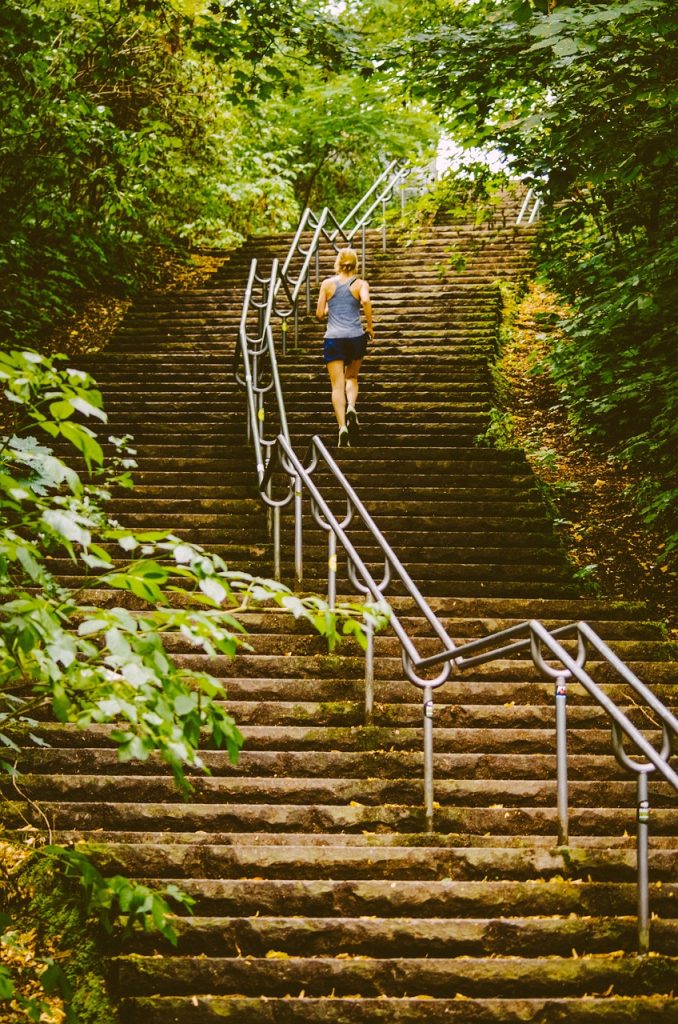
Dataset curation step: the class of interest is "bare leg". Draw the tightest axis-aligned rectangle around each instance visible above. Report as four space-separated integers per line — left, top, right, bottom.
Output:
345 358 363 411
326 359 347 427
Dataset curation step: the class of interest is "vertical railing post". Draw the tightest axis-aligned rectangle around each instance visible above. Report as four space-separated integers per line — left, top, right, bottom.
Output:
555 675 569 845
294 476 303 587
281 319 287 357
245 368 252 443
361 223 366 277
315 247 320 284
327 532 337 610
637 771 651 954
382 199 387 252
272 505 281 582
265 477 272 540
306 271 311 313
423 685 434 832
364 620 374 725
294 305 299 347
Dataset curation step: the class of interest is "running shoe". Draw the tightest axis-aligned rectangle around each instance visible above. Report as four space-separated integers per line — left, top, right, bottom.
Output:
346 405 360 442
338 426 350 448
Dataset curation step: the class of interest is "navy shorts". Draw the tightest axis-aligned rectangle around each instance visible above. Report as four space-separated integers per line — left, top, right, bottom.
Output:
323 334 368 365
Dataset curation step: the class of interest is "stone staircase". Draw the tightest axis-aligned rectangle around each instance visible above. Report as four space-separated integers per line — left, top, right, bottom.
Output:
4 213 678 1020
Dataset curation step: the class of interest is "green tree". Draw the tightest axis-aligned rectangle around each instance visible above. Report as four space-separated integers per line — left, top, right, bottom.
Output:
0 0 301 341
269 69 437 216
398 0 677 553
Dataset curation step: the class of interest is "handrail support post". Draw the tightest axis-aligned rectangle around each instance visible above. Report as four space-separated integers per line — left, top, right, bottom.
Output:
274 505 280 581
423 686 434 832
637 772 651 954
327 532 337 610
555 675 569 846
364 619 374 726
294 476 303 587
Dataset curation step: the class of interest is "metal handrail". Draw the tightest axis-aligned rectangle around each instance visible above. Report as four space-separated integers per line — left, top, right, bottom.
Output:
234 167 676 954
517 186 541 225
271 162 411 346
335 159 402 235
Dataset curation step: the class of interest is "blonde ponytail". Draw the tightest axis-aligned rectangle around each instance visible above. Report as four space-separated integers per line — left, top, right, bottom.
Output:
334 248 359 274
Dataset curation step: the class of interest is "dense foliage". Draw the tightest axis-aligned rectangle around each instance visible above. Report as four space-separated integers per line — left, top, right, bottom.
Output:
398 0 677 553
0 0 435 343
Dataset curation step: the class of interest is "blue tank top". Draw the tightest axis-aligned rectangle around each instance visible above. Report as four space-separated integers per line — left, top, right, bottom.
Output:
324 277 362 339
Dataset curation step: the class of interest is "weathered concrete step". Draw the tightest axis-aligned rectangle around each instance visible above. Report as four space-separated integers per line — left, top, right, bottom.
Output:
119 993 678 1024
165 631 675 663
19 722 669 757
121 485 545 507
213 607 666 641
11 774 675 808
52 592 655 628
105 413 493 430
125 913 678 957
4 800 675 837
19 747 667 783
69 841 678 882
174 652 673 684
105 497 259 512
106 484 544 504
114 953 678 998
291 565 574 587
51 830 678 852
279 539 564 561
131 876 678 918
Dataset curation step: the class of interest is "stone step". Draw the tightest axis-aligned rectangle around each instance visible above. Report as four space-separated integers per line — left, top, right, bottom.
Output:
123 875 678 919
4 800 675 837
9 775 676 809
15 748 667 781
124 913 678 957
56 841 678 881
119 994 678 1024
113 952 678 999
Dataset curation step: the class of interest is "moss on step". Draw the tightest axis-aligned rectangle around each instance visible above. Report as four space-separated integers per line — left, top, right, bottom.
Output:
1 843 118 1023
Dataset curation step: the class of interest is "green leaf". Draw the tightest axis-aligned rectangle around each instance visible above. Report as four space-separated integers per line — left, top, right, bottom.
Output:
552 37 579 57
174 693 197 716
49 399 74 421
0 965 15 998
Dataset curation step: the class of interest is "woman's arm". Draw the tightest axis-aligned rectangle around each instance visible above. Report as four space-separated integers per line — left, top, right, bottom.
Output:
316 280 329 320
359 280 374 336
